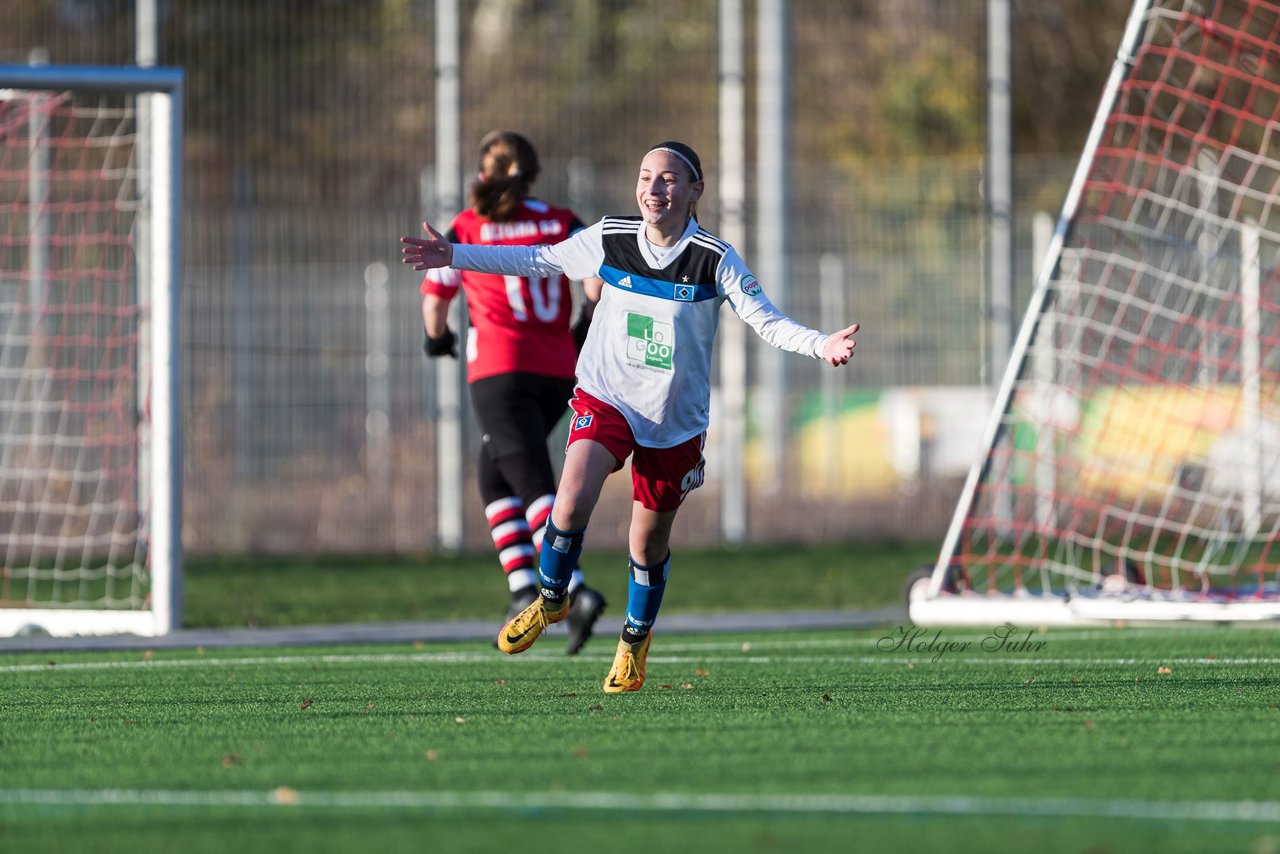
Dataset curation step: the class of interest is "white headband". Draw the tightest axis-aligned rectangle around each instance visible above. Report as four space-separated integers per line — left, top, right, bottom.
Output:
650 146 702 181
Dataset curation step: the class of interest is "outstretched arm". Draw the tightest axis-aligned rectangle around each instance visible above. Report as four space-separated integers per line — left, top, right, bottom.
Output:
401 222 454 270
402 220 573 279
721 247 859 365
822 323 860 367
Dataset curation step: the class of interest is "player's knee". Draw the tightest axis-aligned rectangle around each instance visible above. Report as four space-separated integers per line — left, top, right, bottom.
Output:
550 498 592 533
491 450 556 507
477 453 514 504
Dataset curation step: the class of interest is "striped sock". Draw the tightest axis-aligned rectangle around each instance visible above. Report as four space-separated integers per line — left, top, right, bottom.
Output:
524 494 555 552
484 497 536 589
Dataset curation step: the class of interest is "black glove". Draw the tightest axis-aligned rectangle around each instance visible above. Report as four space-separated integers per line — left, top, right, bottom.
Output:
424 328 457 358
571 312 592 354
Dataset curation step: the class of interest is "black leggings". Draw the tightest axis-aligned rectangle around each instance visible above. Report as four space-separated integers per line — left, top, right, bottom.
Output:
469 372 575 506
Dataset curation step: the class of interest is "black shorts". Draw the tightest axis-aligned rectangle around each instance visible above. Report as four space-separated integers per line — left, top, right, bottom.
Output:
469 372 576 459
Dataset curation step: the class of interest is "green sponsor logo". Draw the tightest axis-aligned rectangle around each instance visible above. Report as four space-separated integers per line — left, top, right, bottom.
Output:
626 313 674 370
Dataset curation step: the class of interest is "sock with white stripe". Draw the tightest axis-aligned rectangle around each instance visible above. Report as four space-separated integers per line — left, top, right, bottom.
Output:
621 553 669 643
528 494 588 595
537 518 585 607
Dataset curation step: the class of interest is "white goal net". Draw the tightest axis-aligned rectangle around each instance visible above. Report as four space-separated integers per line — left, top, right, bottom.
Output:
0 66 182 637
912 0 1280 625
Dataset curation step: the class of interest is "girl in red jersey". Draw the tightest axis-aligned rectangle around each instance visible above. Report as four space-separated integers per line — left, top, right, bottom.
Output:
421 131 606 654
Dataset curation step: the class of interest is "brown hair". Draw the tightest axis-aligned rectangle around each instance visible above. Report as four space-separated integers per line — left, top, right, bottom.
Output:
647 140 704 221
647 141 702 182
470 131 540 223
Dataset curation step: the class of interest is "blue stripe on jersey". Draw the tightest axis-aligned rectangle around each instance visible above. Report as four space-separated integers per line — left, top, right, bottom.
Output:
600 264 717 303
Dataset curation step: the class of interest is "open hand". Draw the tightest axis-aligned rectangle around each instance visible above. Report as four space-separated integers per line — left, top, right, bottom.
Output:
400 222 453 270
822 323 859 366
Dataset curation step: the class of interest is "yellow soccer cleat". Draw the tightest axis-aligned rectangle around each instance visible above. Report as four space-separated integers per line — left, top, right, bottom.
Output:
496 595 569 655
602 632 652 693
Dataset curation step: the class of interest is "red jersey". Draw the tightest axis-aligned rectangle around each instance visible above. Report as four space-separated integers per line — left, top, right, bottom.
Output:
421 199 585 382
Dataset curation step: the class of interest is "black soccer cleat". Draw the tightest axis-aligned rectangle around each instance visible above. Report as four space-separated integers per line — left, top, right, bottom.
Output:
565 586 607 655
504 586 539 622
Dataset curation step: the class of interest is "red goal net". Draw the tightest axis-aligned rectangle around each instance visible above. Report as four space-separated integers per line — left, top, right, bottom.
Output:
915 0 1280 624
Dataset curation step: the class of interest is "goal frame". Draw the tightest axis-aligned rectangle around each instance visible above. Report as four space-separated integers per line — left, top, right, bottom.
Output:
910 0 1280 627
0 65 184 637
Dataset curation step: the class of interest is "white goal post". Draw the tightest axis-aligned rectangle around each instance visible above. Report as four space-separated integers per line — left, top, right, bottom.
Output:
912 0 1280 626
0 65 183 637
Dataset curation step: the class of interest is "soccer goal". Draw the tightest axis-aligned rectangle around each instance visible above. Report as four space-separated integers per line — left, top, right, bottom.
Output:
910 0 1280 626
0 65 183 637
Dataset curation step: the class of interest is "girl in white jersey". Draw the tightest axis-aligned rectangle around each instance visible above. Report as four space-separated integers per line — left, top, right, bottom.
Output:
402 141 859 693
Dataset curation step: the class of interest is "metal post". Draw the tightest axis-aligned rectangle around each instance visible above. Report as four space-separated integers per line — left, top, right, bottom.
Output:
136 0 157 568
819 254 845 492
757 0 789 493
17 51 50 487
435 0 465 552
986 0 1014 537
719 0 748 543
150 77 183 634
1032 211 1056 544
233 166 255 478
1241 219 1261 540
365 262 392 492
136 0 158 66
1195 148 1221 387
986 0 1013 385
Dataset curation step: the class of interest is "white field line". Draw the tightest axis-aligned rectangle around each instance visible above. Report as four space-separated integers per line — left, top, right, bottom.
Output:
3 651 1280 675
1 788 1279 823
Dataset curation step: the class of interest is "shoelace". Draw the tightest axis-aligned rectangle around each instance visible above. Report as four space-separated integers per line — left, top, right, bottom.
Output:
507 605 546 635
520 599 561 626
614 650 640 681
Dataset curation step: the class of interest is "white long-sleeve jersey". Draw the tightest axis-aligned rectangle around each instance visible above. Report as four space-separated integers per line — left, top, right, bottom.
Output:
450 215 830 448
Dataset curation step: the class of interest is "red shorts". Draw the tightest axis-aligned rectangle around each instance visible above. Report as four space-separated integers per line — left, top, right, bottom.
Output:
567 389 706 512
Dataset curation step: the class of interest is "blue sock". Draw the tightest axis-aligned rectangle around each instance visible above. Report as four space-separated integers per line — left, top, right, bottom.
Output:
622 553 670 643
537 519 585 606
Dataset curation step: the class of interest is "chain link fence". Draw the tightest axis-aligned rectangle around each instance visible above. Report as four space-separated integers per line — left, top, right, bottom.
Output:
3 1 1086 554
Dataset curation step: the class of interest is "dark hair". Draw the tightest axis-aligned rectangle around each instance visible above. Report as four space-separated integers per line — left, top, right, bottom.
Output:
646 140 703 221
471 131 540 222
647 140 703 182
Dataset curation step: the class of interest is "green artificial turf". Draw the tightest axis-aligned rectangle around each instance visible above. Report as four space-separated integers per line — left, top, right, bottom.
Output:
181 541 935 628
2 626 1279 853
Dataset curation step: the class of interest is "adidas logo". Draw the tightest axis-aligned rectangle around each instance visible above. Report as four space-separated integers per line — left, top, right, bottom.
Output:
617 275 633 289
